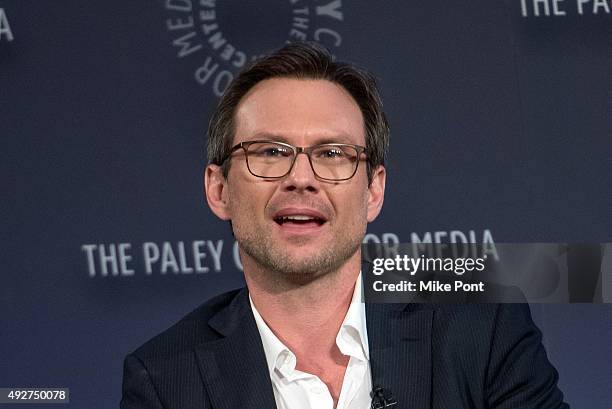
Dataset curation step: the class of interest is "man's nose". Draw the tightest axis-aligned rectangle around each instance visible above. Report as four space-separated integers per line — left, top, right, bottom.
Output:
281 152 319 192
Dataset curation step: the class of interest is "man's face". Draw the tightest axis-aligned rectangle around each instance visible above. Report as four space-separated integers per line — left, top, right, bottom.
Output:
206 78 385 278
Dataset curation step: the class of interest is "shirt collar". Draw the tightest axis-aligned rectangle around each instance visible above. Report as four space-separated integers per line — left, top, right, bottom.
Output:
337 273 370 361
249 272 369 375
249 294 291 374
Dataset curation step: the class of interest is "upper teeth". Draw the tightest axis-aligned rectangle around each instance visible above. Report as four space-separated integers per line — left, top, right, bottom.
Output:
281 215 315 221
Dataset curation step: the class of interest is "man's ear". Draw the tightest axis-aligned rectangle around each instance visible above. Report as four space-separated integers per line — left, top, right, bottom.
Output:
366 165 386 222
205 164 231 221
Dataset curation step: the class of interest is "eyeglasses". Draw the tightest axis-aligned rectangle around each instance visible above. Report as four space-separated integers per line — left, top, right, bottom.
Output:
221 140 367 181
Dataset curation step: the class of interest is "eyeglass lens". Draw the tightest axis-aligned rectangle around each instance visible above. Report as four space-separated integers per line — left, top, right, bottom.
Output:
245 142 359 180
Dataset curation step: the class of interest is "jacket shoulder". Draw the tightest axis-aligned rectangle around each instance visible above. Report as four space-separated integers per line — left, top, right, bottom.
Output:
131 288 244 361
429 303 535 343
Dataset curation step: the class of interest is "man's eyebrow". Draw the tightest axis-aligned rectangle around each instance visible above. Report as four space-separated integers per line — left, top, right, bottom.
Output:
246 132 357 145
247 132 290 143
314 135 355 145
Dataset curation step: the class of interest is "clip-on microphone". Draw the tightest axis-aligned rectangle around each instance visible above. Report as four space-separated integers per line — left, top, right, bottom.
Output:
371 386 397 409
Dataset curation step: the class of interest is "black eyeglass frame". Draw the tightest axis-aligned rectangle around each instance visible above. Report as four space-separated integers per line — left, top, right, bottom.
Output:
220 140 368 181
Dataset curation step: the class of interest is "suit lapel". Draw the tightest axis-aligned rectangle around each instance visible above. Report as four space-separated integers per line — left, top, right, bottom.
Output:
195 289 277 409
366 303 433 409
193 289 433 409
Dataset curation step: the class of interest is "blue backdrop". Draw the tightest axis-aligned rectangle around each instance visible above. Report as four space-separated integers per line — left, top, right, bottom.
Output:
1 1 611 407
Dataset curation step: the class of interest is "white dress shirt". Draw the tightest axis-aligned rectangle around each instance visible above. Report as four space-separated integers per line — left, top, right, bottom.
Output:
250 275 372 409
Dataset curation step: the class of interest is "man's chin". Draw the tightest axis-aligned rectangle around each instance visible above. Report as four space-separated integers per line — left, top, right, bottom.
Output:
237 231 362 280
268 261 337 283
272 250 331 271
268 245 358 278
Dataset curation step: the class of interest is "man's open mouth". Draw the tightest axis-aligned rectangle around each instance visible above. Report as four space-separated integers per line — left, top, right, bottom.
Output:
272 207 329 227
273 215 326 226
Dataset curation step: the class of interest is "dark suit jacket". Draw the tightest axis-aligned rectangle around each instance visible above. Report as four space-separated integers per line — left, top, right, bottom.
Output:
121 288 569 408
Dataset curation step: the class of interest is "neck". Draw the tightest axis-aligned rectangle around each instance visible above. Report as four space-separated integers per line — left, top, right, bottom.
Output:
243 250 361 355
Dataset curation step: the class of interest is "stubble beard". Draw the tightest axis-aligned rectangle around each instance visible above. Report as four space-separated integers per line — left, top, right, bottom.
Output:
236 223 365 284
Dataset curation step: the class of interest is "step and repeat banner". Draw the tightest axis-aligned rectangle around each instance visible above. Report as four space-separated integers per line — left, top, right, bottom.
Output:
1 1 611 407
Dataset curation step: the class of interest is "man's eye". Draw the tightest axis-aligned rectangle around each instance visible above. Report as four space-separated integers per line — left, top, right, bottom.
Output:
319 148 346 158
263 148 280 156
260 147 291 157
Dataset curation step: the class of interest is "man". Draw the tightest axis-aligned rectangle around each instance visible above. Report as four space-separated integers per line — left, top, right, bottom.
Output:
121 42 568 408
